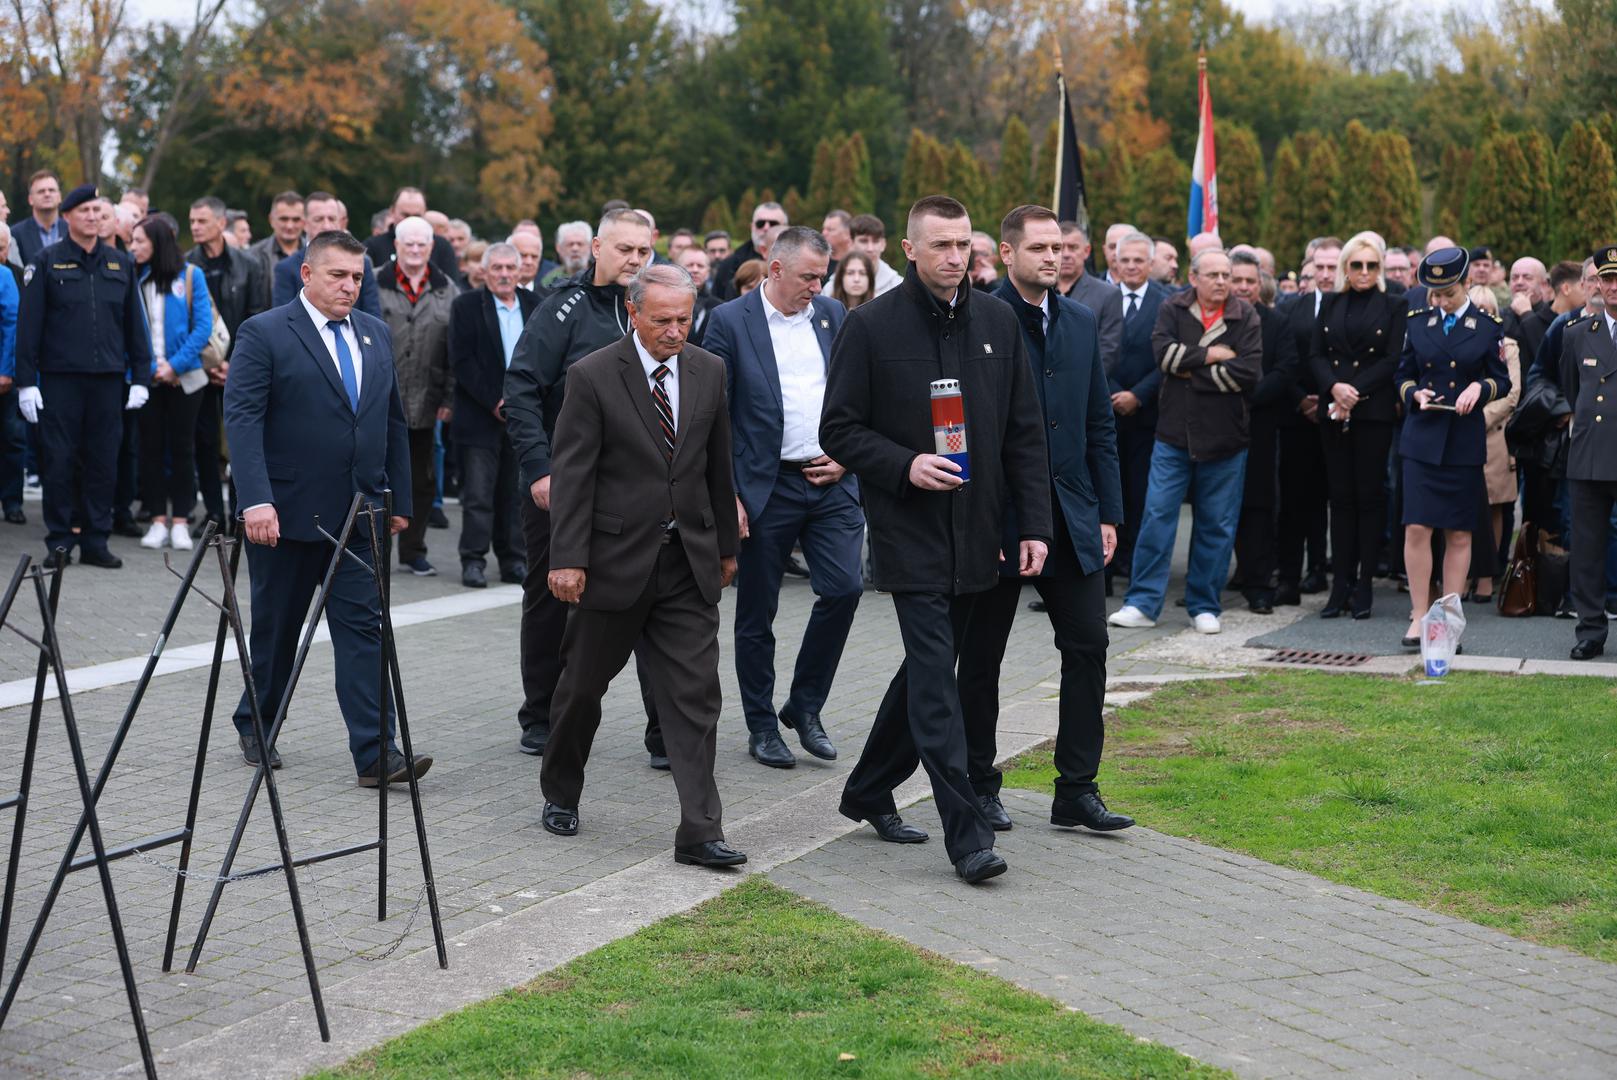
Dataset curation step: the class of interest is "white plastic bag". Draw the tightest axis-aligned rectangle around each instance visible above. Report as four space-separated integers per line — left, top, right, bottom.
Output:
1419 593 1467 677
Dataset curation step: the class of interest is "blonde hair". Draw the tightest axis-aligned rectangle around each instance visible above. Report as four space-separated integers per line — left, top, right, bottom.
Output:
1467 285 1499 315
1334 231 1387 293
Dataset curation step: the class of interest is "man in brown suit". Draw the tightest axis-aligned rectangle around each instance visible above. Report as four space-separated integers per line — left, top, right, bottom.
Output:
538 263 746 867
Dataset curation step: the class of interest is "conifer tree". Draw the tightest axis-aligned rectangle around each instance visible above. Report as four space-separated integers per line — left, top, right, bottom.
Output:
1215 121 1264 243
1133 147 1189 242
1263 137 1307 270
1365 130 1420 246
1300 138 1342 241
993 115 1034 224
1555 122 1617 259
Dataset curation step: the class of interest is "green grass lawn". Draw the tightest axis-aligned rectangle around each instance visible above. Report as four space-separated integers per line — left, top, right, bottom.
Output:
1004 670 1617 961
314 878 1225 1080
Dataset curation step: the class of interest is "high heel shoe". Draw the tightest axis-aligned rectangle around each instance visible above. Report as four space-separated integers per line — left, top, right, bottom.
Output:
1320 582 1351 619
1351 581 1373 620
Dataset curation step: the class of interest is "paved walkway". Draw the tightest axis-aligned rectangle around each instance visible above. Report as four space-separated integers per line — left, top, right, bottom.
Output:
0 504 1611 1078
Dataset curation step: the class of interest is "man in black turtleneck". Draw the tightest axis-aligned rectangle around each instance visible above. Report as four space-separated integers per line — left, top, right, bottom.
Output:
503 208 652 758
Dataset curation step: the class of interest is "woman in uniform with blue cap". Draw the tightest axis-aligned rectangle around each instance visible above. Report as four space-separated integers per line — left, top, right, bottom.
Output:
1395 246 1511 648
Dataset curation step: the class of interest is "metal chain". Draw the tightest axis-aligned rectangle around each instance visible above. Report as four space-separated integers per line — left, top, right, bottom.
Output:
127 846 435 963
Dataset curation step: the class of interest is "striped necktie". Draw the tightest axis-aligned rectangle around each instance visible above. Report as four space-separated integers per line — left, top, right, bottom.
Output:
652 364 675 461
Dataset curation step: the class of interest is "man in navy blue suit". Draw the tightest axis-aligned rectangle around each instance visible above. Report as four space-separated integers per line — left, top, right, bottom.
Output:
703 226 863 769
271 192 381 317
1106 230 1169 586
224 231 431 786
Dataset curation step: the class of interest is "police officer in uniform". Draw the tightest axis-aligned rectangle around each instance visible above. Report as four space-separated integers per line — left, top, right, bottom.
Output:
14 185 152 568
1395 246 1509 648
1560 244 1617 660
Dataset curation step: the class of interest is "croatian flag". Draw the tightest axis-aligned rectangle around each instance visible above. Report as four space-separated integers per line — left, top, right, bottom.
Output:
1188 54 1218 239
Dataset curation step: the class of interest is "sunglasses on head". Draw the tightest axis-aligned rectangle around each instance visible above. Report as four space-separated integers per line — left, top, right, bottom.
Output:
1348 260 1380 272
754 219 783 229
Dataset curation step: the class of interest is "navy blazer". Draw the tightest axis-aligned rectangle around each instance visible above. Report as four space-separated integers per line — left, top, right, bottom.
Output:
272 249 382 318
706 288 855 519
448 287 538 451
1396 303 1509 467
993 280 1123 577
1109 280 1170 420
224 302 412 541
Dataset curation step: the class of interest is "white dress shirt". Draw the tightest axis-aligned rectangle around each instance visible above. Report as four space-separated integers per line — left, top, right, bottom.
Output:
761 285 827 460
300 289 363 400
632 331 679 431
1120 282 1147 319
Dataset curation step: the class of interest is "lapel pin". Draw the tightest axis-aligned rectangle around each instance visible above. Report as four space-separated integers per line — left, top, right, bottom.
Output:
362 335 372 346
820 319 829 329
1427 316 1438 328
1586 358 1598 366
1463 317 1476 330
983 343 993 354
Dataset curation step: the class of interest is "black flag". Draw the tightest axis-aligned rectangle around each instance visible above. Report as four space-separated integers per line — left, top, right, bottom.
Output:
1053 71 1088 230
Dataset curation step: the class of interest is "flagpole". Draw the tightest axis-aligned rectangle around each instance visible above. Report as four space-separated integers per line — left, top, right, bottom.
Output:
1052 37 1066 211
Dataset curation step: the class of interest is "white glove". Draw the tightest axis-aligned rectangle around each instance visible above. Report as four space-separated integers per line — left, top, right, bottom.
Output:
18 387 42 424
125 384 149 411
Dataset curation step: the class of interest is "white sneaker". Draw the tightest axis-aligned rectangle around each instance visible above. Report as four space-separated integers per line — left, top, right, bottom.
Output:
140 520 169 549
1108 605 1156 628
170 522 193 550
1192 612 1222 634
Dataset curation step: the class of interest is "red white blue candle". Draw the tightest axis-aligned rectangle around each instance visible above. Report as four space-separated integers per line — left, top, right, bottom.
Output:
930 379 970 483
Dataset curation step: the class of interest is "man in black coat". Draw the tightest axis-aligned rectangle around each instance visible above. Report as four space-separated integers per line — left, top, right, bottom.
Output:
820 195 1052 884
364 187 460 282
1106 231 1170 586
711 201 788 301
1274 241 1338 602
955 206 1131 836
449 242 537 588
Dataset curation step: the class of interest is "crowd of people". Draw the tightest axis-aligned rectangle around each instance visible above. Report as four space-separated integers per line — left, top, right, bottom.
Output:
2 166 1614 879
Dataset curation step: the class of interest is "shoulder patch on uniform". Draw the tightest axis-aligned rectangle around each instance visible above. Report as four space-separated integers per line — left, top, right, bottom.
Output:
21 265 33 286
106 261 121 272
1485 310 1501 323
1408 307 1428 317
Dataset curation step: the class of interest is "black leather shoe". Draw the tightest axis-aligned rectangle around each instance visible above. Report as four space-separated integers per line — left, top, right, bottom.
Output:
780 707 836 760
1571 639 1605 661
428 506 450 529
501 562 527 585
542 802 578 836
1299 570 1328 594
1273 582 1301 606
748 730 796 769
954 848 1007 884
647 752 671 770
41 549 72 570
1246 591 1274 615
979 793 1012 831
1027 598 1048 612
4 508 25 525
357 750 433 787
1051 792 1135 831
461 563 487 589
782 553 809 578
842 805 928 844
674 840 748 867
1320 584 1350 619
1351 582 1373 620
1401 634 1419 651
519 727 547 755
78 548 123 569
239 734 283 770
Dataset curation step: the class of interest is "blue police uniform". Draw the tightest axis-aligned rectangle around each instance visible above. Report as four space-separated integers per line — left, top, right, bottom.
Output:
1561 243 1617 658
1396 297 1509 530
15 192 153 561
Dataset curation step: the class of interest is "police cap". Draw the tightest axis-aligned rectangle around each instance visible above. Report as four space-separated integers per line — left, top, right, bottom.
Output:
1467 245 1495 264
1419 246 1469 289
1593 244 1617 276
60 184 98 214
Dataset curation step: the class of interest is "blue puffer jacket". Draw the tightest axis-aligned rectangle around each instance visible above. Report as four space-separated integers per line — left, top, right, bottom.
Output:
139 262 213 375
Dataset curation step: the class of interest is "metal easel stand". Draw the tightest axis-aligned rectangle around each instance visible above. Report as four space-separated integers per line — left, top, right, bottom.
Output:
0 542 200 1080
177 492 447 1045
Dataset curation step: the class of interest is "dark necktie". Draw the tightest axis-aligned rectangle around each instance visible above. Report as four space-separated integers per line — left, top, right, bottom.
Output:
1610 318 1617 350
1125 292 1139 321
652 364 675 461
327 320 359 411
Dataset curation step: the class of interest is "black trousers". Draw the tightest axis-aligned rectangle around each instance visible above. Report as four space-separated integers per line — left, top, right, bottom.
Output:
137 383 204 519
841 591 994 864
194 383 225 521
1113 420 1154 577
1568 478 1616 646
39 373 123 554
398 427 436 564
540 538 725 846
234 537 392 772
1277 423 1329 583
518 495 659 748
457 442 522 571
1234 506 1277 597
958 569 1108 803
1319 419 1393 589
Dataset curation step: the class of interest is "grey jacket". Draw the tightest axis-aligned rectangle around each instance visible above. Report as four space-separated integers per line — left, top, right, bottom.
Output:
376 264 458 428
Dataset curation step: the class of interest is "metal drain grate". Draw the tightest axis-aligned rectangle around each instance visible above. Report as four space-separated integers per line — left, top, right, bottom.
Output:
1264 648 1372 668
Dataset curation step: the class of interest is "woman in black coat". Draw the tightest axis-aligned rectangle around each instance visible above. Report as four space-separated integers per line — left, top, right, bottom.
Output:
1311 232 1406 618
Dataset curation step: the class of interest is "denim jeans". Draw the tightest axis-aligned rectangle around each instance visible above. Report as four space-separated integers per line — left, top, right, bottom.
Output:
1122 440 1248 620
